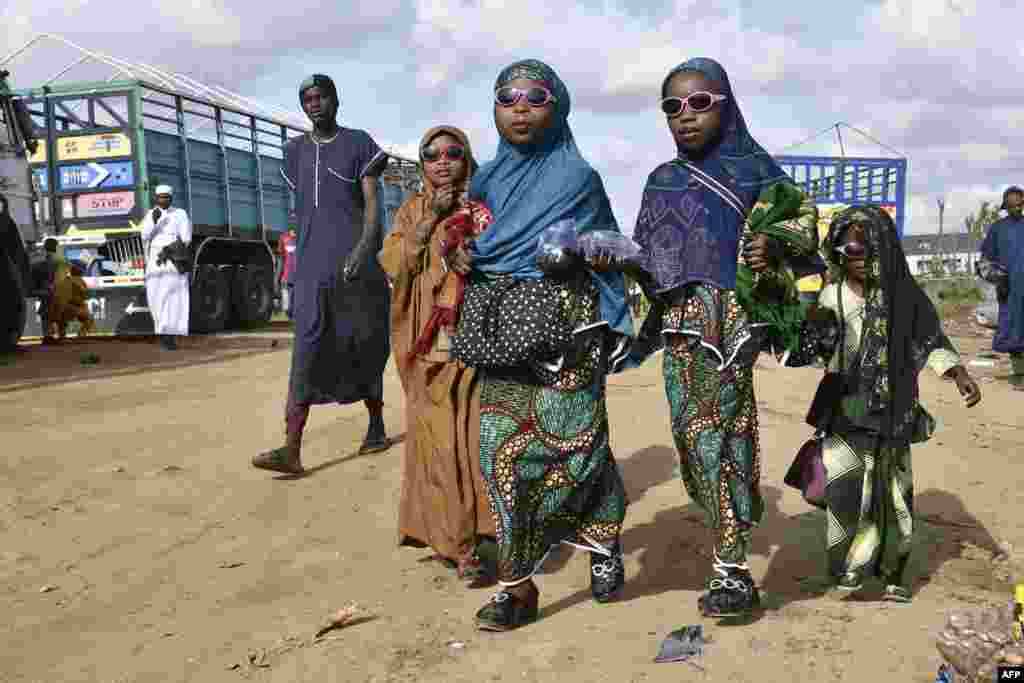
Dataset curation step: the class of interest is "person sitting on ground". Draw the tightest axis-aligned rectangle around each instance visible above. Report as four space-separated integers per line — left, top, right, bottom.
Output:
48 264 95 340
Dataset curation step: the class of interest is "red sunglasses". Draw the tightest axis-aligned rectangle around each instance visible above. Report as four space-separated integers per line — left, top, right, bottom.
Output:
421 144 466 163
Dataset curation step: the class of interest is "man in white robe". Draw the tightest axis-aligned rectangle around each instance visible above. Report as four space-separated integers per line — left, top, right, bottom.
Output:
141 185 191 350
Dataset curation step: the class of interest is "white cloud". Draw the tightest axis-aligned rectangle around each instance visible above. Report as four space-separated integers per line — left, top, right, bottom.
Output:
3 0 1023 244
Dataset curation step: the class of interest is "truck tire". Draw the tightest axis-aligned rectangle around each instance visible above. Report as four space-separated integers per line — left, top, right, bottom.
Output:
232 265 273 327
0 253 26 352
190 264 231 333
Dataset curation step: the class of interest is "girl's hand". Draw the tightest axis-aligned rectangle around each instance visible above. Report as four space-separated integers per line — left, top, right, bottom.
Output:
948 366 982 408
415 216 437 244
743 234 779 273
448 246 472 275
431 185 458 218
590 251 615 272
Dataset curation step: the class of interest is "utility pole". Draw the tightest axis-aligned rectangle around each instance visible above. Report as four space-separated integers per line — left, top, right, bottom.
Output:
937 198 945 277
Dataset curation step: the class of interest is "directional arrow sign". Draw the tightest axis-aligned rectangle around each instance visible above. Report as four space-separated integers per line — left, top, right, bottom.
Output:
57 161 134 191
87 162 110 188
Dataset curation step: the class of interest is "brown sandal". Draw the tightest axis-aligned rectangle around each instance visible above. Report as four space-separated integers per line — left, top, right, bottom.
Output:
251 446 304 475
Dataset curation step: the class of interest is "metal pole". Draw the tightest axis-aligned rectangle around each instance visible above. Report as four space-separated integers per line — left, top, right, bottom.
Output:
937 198 945 277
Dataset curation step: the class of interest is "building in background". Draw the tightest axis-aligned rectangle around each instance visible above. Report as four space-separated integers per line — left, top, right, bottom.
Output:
901 233 980 277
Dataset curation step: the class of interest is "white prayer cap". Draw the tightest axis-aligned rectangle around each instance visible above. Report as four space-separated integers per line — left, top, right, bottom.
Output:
155 185 173 196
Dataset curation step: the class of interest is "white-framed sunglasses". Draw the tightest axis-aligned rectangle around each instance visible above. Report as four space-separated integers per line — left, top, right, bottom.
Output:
660 91 727 117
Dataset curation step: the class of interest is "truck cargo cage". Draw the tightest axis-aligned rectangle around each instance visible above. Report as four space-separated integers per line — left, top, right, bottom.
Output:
2 33 428 339
773 122 908 238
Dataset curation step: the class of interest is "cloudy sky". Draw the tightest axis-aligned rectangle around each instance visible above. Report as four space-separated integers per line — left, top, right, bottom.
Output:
3 0 1019 235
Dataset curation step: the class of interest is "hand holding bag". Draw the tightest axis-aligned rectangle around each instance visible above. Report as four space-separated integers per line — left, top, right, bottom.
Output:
784 288 848 509
783 431 827 509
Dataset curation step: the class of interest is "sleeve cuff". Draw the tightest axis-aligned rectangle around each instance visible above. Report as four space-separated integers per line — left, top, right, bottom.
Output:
928 348 961 377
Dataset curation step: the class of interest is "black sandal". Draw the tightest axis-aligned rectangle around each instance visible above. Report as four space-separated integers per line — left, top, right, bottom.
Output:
590 544 625 603
358 435 392 455
475 588 538 631
698 559 760 618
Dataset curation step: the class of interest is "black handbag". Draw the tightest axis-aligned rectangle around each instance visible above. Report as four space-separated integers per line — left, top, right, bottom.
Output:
156 237 194 275
450 276 575 368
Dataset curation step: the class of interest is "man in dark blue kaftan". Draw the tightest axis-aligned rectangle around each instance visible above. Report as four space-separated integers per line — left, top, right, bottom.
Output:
253 74 393 475
980 186 1024 390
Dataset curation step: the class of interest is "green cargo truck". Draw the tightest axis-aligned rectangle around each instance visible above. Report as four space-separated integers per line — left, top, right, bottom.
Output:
7 72 420 339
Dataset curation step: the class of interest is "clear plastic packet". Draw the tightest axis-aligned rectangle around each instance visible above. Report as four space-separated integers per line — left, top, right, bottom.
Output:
535 219 581 277
577 230 644 269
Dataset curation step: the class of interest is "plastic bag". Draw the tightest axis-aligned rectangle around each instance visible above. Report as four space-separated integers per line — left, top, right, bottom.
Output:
577 230 644 269
535 219 581 277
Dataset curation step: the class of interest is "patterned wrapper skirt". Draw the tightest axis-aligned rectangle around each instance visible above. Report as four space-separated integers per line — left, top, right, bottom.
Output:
477 281 627 584
823 430 913 578
661 287 764 564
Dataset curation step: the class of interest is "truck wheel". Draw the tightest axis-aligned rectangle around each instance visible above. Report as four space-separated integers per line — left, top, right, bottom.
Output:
190 264 231 333
0 254 26 352
232 265 273 327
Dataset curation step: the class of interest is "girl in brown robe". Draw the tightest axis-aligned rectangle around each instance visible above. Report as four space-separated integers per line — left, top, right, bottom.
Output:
378 125 496 584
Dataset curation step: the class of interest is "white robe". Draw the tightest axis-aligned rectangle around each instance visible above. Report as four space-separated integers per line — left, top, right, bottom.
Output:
141 206 192 335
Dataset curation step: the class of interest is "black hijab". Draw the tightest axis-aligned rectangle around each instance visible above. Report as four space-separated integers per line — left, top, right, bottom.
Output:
824 206 954 442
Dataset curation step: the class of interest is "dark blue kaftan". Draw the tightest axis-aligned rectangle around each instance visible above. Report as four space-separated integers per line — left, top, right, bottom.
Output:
281 128 390 406
980 216 1024 354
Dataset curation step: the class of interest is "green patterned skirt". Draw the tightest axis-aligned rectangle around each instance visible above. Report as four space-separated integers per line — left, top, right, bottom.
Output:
823 430 913 579
662 286 764 565
478 282 627 584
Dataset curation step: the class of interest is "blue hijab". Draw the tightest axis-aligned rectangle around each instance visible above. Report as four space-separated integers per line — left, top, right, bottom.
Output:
634 57 793 293
468 59 633 338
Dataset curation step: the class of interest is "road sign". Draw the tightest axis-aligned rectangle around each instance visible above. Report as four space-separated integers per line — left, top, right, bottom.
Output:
56 133 132 162
32 167 48 192
58 161 134 191
75 191 136 218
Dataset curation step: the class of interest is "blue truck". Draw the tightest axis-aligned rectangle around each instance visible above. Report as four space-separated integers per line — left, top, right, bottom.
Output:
1 72 419 342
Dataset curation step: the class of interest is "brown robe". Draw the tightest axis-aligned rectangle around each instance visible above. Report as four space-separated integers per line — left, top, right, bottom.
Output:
377 126 495 562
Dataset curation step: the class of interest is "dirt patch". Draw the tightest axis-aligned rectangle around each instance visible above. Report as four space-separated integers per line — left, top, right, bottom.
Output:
0 333 291 392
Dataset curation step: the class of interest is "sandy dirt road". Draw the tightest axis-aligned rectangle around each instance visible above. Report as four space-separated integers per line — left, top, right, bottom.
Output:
1 332 1022 683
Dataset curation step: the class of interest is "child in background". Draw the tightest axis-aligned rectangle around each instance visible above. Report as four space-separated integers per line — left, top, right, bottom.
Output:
49 264 95 339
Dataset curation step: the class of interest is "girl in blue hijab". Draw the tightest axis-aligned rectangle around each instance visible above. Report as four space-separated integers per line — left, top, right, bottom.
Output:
631 58 820 618
455 59 633 631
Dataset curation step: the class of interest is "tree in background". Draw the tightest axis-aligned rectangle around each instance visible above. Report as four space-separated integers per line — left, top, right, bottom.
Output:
965 200 1001 275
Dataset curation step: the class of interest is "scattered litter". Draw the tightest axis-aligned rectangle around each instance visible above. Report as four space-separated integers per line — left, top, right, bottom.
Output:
247 650 270 668
226 663 241 671
111 465 126 473
969 359 995 368
271 340 279 348
447 640 465 650
38 584 58 593
655 624 708 669
160 465 183 473
314 603 360 639
217 561 245 569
